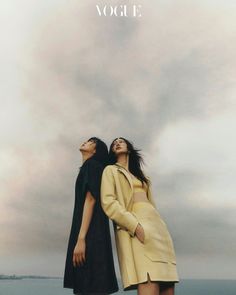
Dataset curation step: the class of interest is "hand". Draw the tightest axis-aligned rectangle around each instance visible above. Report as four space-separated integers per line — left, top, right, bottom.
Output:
73 238 86 267
135 223 145 243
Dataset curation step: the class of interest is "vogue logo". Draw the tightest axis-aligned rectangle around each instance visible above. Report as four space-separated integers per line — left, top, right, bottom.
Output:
96 5 142 17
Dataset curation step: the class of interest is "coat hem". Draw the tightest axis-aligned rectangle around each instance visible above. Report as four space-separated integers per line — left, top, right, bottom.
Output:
64 286 119 294
123 276 179 291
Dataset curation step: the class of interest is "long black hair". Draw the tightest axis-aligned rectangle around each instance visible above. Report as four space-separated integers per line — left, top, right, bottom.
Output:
108 137 150 187
86 137 109 167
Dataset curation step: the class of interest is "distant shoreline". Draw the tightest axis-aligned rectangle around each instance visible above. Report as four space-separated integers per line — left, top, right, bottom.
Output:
1 275 235 281
0 275 62 280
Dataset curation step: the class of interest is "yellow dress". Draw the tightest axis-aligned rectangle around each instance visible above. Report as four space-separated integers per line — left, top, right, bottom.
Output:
127 176 179 290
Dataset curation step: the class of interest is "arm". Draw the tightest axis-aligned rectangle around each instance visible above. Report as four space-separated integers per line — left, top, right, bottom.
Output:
100 166 139 237
73 191 96 267
78 191 96 240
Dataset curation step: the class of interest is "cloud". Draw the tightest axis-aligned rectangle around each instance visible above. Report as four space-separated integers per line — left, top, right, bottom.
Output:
151 112 236 207
0 0 236 278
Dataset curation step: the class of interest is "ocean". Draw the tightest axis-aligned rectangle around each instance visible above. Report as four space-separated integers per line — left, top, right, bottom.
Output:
0 278 236 295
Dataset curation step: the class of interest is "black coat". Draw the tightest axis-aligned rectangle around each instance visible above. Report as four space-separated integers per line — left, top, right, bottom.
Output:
63 158 119 294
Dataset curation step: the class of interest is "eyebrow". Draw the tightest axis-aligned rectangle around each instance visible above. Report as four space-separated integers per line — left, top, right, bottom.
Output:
113 139 124 144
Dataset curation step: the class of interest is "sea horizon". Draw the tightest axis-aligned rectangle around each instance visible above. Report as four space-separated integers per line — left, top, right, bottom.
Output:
1 276 236 295
1 273 236 280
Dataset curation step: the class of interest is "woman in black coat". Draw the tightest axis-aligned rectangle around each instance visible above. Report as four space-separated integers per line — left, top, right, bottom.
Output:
63 137 119 295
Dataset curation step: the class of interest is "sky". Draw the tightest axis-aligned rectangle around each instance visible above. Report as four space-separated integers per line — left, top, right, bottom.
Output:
0 0 236 280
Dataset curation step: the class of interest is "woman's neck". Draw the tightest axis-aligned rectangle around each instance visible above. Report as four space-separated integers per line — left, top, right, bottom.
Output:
116 154 129 170
81 152 94 164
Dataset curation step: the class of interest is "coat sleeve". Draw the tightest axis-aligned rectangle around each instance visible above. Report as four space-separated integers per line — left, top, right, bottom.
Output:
147 183 157 209
145 175 158 210
100 166 139 237
84 160 103 201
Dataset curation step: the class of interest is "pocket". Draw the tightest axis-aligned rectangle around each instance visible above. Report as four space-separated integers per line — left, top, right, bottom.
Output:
144 234 177 262
144 253 169 262
144 252 177 264
140 216 177 262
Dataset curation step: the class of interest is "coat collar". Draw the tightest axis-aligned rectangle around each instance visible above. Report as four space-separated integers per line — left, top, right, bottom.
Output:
114 162 154 209
114 162 133 190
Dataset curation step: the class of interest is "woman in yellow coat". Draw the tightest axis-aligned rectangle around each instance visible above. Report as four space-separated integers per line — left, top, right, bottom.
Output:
100 137 179 295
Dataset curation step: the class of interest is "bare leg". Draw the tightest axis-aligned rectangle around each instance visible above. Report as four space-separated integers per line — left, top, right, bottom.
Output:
160 282 175 295
137 273 160 295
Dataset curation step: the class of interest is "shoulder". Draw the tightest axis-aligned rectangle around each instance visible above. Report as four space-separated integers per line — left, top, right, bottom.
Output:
81 158 104 175
85 158 103 168
142 169 151 179
146 174 151 182
103 164 118 173
142 172 152 187
102 165 118 179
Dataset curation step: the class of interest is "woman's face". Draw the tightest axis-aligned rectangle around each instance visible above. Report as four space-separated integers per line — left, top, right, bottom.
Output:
112 138 128 155
79 139 96 154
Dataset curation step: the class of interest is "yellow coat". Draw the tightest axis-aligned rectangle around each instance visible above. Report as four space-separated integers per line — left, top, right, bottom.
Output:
100 163 158 288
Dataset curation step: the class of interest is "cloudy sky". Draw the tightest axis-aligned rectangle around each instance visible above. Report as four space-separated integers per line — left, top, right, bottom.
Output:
0 0 236 280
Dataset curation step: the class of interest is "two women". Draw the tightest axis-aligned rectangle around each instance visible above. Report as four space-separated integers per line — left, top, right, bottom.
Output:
63 137 118 295
100 137 179 295
64 136 179 295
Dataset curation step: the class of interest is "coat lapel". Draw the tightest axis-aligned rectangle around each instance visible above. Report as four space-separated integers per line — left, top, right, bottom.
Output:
114 163 155 209
115 163 134 194
115 163 134 192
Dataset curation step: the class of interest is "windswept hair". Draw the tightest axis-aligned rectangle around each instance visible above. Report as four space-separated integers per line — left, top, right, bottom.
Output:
108 137 150 187
87 137 109 167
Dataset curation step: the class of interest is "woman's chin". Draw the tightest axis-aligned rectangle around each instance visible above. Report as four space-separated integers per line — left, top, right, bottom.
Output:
116 150 128 155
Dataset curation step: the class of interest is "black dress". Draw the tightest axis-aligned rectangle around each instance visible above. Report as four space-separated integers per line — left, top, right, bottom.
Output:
63 158 119 294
